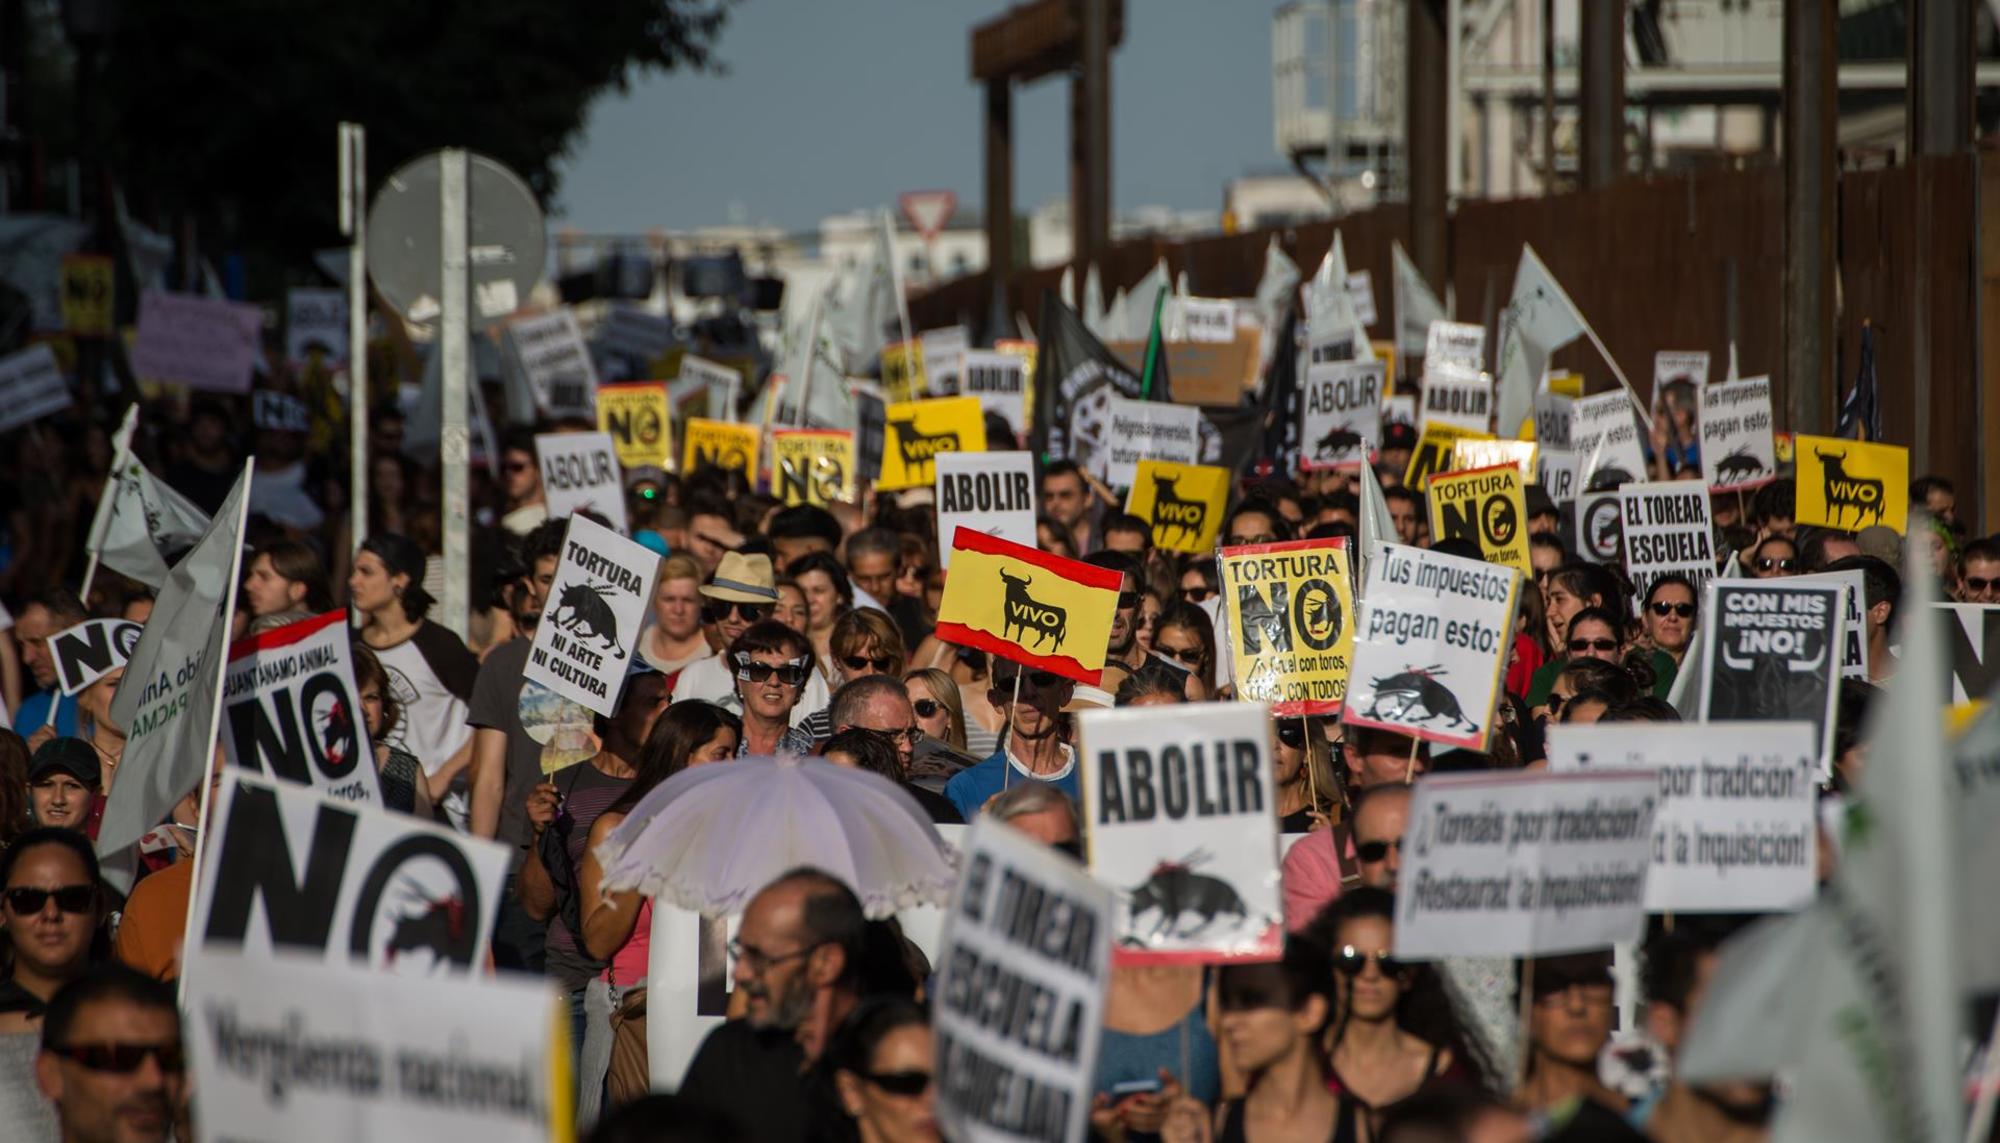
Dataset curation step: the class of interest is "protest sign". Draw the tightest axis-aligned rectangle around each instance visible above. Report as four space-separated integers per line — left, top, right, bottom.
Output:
1299 358 1385 470
1537 449 1578 506
596 383 672 470
1218 538 1355 716
771 429 855 508
963 349 1028 439
936 452 1036 570
880 396 986 491
1547 721 1818 913
1451 439 1537 482
131 290 264 394
221 611 383 806
935 528 1121 685
50 618 142 696
920 325 970 395
505 309 598 420
1419 363 1494 434
1427 465 1530 573
1345 543 1520 751
1425 320 1485 372
1126 459 1230 555
1180 297 1237 343
0 343 70 434
882 339 924 404
1383 394 1418 433
593 301 678 373
191 771 510 972
60 253 114 335
1532 390 1575 451
1404 423 1494 491
1793 434 1909 534
183 945 565 1143
535 431 627 534
252 391 311 434
1081 702 1283 962
1575 489 1624 564
1697 376 1776 494
1938 603 2000 703
524 514 660 717
1698 580 1844 772
1794 570 1869 681
286 287 348 366
1617 482 1716 604
1348 271 1377 326
1652 350 1708 427
1395 771 1657 959
935 817 1114 1143
675 354 741 422
1571 391 1647 491
681 417 760 484
1101 396 1202 486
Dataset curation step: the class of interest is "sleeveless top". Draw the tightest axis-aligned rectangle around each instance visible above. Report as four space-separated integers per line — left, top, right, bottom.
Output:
378 747 423 815
1094 996 1222 1107
604 898 652 988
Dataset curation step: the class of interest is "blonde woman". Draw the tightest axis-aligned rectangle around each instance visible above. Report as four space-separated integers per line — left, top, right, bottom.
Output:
904 668 969 752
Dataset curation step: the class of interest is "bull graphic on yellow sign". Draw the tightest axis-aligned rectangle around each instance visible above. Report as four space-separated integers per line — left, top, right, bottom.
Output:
1426 464 1530 572
1219 538 1356 717
771 430 855 507
935 528 1121 685
681 418 760 485
1126 460 1230 555
1793 434 1908 534
597 383 673 469
879 396 986 491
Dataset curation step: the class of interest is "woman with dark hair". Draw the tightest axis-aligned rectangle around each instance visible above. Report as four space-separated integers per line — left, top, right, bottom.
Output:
1115 662 1187 708
811 997 939 1143
1272 718 1338 834
352 645 430 818
1639 573 1698 666
787 552 855 681
1528 563 1673 706
349 533 480 823
0 827 105 1136
1152 603 1218 701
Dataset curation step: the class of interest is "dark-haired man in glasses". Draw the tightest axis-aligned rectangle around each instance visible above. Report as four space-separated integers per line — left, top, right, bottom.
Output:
36 965 186 1143
498 432 549 537
943 663 1078 821
1956 537 2000 605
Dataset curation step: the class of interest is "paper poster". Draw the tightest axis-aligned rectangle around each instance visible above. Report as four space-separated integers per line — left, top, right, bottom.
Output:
963 349 1028 440
681 417 760 484
1180 298 1236 343
935 528 1122 684
1126 459 1231 555
1404 423 1494 491
771 429 856 507
506 309 599 420
1383 394 1418 433
523 514 661 717
50 618 142 696
920 326 970 395
1394 771 1657 959
252 391 310 434
1537 449 1579 506
535 431 627 534
1219 538 1355 717
936 452 1036 570
675 355 742 423
882 339 924 404
221 611 383 806
1699 376 1776 492
1451 439 1537 482
1300 358 1385 471
935 819 1113 1143
1102 396 1203 486
1617 481 1716 606
1789 569 1868 681
597 382 673 470
1575 489 1624 565
1548 721 1818 913
191 771 509 972
1425 320 1485 372
1793 434 1909 534
60 254 114 336
1081 703 1283 962
593 301 678 373
131 289 264 394
1936 604 2000 703
1419 363 1494 434
1427 464 1530 572
1533 390 1575 451
880 396 987 491
1572 391 1647 491
1698 580 1844 773
1344 544 1519 751
285 287 348 366
0 343 71 434
1347 271 1377 327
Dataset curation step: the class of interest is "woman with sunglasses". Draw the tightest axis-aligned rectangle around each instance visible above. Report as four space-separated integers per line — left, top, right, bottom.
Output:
1178 558 1220 607
1639 574 1698 666
730 622 819 757
1273 719 1338 834
1135 588 1166 656
0 828 104 1138
1533 658 1640 735
787 552 856 679
1515 952 1633 1130
673 555 831 724
1152 603 1218 701
813 997 940 1143
1749 534 1799 579
831 610 908 687
902 669 969 753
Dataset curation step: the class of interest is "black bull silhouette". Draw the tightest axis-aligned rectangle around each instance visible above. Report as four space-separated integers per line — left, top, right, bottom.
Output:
997 567 1067 649
1125 862 1249 943
553 582 621 651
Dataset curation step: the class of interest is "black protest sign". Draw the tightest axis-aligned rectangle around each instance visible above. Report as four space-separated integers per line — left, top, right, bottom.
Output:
1698 581 1844 771
51 618 143 695
221 610 383 806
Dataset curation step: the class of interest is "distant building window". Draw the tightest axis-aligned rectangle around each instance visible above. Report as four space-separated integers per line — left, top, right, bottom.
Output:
951 252 970 274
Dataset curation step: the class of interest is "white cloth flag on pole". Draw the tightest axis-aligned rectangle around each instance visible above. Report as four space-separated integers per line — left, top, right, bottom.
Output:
1392 240 1447 358
85 410 213 589
98 463 251 858
1253 235 1302 370
1356 449 1398 589
1493 245 1589 438
829 209 903 372
1309 233 1374 362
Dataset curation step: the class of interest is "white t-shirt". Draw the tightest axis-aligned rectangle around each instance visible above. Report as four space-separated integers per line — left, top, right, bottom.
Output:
672 654 828 728
370 627 475 777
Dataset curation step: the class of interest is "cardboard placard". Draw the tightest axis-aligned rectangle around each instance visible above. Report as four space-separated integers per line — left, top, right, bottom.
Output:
221 611 383 806
1572 391 1647 491
1533 390 1575 451
1347 271 1377 327
920 326 970 395
935 527 1122 685
935 452 1036 570
1419 363 1493 434
1698 376 1776 492
1102 396 1203 486
523 514 661 717
1617 481 1716 606
963 349 1028 440
50 618 142 696
771 429 856 507
506 309 599 420
1300 358 1385 471
0 343 72 434
1125 459 1230 555
1219 538 1356 717
60 254 114 336
131 290 264 394
1106 328 1262 406
1427 464 1530 572
1793 434 1909 534
681 417 760 484
1403 422 1495 492
535 431 628 534
1698 580 1844 773
880 396 987 491
597 382 673 470
1344 543 1520 751
1537 449 1579 506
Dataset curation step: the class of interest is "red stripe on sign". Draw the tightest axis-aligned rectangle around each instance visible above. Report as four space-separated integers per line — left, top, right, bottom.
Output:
1341 710 1484 753
1218 536 1349 559
1274 698 1342 719
934 621 1103 688
948 527 1124 592
226 609 347 663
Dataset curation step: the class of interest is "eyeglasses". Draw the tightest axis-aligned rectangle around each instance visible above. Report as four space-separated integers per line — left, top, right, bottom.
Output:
735 658 810 687
1568 638 1618 654
1180 587 1214 603
1332 946 1404 977
858 724 924 748
862 1069 933 1097
913 698 943 719
1158 645 1206 666
3 885 94 915
1647 600 1696 619
1229 534 1279 546
1116 591 1141 611
727 938 821 973
993 670 1062 694
46 1043 185 1075
1355 838 1403 863
842 654 895 673
703 600 771 624
1755 557 1797 572
1968 576 2000 594
1276 721 1307 749
1545 693 1569 717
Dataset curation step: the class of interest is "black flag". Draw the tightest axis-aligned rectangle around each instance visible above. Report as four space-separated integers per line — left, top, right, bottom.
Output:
1031 292 1141 470
1255 301 1303 475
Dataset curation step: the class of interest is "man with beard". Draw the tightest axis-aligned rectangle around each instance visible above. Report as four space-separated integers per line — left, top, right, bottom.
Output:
943 661 1078 819
679 868 870 1140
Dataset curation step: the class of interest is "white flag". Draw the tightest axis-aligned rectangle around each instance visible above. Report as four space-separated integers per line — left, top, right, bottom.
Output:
828 210 903 372
1357 453 1397 588
99 463 251 859
1392 240 1446 359
1493 245 1589 438
85 413 213 589
1082 263 1108 341
1311 233 1374 361
1254 236 1302 370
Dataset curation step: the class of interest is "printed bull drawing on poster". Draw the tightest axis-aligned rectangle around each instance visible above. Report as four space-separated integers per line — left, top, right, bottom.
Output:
1124 851 1249 944
1362 666 1475 731
551 582 622 651
1812 447 1886 528
1149 474 1208 545
999 567 1068 649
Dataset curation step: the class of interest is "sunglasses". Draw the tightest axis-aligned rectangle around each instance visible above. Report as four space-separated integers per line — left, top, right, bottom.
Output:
1332 945 1404 977
1756 557 1797 572
3 885 94 915
1180 587 1214 603
864 1069 934 1097
1158 645 1206 666
46 1042 185 1075
735 658 810 687
842 654 895 673
859 724 923 748
1545 692 1569 717
1277 721 1307 749
1116 591 1141 610
1355 838 1403 863
703 600 771 624
913 698 943 719
1648 601 1696 619
1568 638 1618 654
992 670 1062 694
1969 576 2000 593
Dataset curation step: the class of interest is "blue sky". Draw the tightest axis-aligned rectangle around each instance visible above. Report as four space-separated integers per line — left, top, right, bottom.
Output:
553 1 1289 237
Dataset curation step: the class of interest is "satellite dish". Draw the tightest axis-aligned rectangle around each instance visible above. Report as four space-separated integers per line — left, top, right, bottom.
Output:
366 151 546 330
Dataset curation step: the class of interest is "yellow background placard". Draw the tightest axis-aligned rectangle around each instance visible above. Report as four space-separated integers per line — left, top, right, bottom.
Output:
995 337 1038 426
882 340 925 405
682 418 761 485
771 429 856 507
597 383 672 470
1427 463 1530 572
1126 459 1231 554
879 396 986 491
1793 434 1909 534
1404 422 1495 490
1451 438 1538 482
1219 539 1355 716
935 529 1122 684
61 255 114 336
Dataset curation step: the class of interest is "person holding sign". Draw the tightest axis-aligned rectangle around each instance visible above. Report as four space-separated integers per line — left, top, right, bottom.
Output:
943 660 1078 821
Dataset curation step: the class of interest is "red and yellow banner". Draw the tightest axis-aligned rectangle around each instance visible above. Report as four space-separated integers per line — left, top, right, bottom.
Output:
936 528 1121 685
1125 459 1230 554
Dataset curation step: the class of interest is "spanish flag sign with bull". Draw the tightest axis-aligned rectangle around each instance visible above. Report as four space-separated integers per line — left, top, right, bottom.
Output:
1218 537 1356 717
935 527 1122 685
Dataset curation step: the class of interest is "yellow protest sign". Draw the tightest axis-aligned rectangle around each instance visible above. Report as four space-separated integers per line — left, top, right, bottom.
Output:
879 396 986 491
1546 371 1585 398
935 528 1122 685
1219 538 1355 716
1451 438 1538 482
1794 434 1909 533
882 340 925 405
771 429 856 507
61 255 114 336
1126 459 1231 555
682 418 761 485
1427 464 1530 572
1370 341 1398 397
1404 422 1494 490
596 383 672 469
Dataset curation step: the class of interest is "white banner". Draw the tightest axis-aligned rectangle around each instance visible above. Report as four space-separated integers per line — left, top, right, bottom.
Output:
1938 602 2000 704
285 287 348 367
1300 358 1385 470
1102 396 1202 486
1396 771 1657 959
0 343 70 434
1699 376 1776 492
963 349 1028 439
1344 543 1519 752
1699 581 1844 773
1617 482 1716 606
507 309 599 419
50 618 142 696
1572 391 1646 491
1346 270 1377 327
920 326 970 395
1546 721 1818 913
221 611 383 806
1080 703 1283 962
674 355 741 423
1532 390 1574 452
524 514 660 717
936 452 1037 571
1425 320 1485 372
1537 449 1578 506
535 430 628 534
1418 363 1492 434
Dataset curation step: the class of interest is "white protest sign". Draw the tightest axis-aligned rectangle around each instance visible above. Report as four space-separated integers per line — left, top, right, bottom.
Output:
1699 376 1777 492
1537 449 1578 506
183 946 562 1143
50 618 142 696
1347 270 1377 327
1699 580 1844 773
936 452 1037 570
675 354 741 423
1080 703 1283 962
535 431 628 534
506 309 599 419
920 325 970 395
1180 298 1236 343
935 819 1113 1143
1937 603 2000 704
1794 569 1869 680
1383 394 1417 431
1575 489 1624 564
0 343 70 433
1102 396 1202 486
1345 543 1520 752
1547 722 1818 913
1653 351 1709 390
285 287 348 366
1419 363 1492 434
593 301 677 371
963 349 1028 439
1300 358 1385 470
1396 771 1657 959
1533 390 1574 451
1617 482 1716 605
1572 391 1647 491
252 390 311 433
131 290 265 394
1425 320 1485 372
190 771 510 972
220 611 383 806
524 514 659 717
